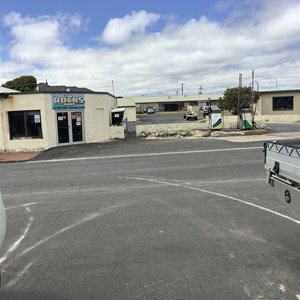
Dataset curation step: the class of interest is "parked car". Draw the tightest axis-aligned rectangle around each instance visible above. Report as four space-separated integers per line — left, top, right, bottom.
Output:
203 106 212 116
184 111 198 121
145 107 155 114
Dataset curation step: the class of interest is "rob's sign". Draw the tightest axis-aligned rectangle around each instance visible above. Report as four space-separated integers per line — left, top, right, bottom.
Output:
52 94 85 110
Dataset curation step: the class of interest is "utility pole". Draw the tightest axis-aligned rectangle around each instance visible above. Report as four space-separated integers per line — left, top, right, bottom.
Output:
112 80 115 95
251 70 255 127
180 83 185 95
251 70 254 114
237 73 242 129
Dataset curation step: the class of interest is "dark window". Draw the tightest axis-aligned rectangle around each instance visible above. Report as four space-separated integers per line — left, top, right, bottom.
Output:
273 96 294 110
8 110 43 139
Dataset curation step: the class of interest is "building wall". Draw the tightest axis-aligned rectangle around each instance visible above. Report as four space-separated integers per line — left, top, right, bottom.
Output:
84 94 111 142
120 93 223 112
257 90 300 115
117 98 136 121
121 93 223 104
0 92 122 152
0 94 52 151
109 126 125 139
123 107 136 121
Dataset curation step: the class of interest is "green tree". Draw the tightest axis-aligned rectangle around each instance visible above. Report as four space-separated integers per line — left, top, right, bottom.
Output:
220 86 260 115
2 75 37 92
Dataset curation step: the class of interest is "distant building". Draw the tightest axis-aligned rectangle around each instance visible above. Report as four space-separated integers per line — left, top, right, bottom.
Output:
256 89 300 115
117 93 224 116
118 89 300 118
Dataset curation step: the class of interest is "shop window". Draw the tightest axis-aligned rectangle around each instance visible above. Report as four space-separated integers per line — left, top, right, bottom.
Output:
8 110 43 139
272 96 293 110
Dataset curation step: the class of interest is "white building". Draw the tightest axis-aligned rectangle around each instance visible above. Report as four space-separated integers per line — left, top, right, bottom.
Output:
257 89 300 116
0 84 124 152
118 93 224 114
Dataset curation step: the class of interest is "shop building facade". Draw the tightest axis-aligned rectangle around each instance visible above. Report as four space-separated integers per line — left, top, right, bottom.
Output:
0 85 124 152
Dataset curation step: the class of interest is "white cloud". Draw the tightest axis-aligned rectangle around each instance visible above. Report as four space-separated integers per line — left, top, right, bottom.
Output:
1 3 299 96
2 11 86 64
101 10 160 45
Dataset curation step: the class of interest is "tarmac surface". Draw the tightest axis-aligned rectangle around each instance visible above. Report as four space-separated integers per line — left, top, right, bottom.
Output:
1 133 300 299
0 125 299 163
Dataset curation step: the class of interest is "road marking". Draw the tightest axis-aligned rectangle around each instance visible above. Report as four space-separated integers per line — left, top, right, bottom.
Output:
125 176 300 225
296 295 300 300
279 284 286 293
25 146 262 164
17 204 127 258
3 178 265 198
5 259 37 287
0 216 34 265
5 202 38 210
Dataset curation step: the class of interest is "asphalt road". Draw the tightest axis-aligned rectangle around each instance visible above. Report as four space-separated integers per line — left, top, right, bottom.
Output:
0 138 300 299
262 122 300 133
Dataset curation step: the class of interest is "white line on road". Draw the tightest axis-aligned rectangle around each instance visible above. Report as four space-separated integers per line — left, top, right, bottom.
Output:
5 202 38 210
296 294 300 300
279 284 286 293
125 176 300 225
3 178 265 198
17 204 127 259
0 216 34 265
25 146 262 164
5 259 37 287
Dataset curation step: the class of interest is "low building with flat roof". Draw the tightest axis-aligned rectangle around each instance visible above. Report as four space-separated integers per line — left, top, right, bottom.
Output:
0 84 124 152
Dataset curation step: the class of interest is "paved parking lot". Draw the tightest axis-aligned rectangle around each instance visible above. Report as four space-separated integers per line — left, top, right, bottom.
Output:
0 137 299 299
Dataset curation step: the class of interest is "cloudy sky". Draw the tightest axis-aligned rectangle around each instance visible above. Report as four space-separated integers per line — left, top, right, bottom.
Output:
0 0 299 96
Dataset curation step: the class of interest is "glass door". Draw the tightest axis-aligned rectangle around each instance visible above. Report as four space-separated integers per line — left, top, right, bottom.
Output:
57 112 69 144
57 111 83 144
71 112 83 142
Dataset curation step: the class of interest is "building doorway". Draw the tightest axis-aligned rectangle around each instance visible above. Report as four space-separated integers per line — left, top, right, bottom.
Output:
56 111 83 144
